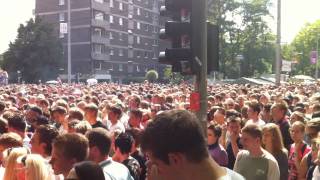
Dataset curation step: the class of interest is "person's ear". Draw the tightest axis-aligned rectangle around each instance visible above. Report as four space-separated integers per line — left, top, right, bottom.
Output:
168 152 184 166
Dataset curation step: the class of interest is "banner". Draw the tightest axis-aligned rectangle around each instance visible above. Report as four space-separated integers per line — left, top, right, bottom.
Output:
310 51 318 64
282 60 292 72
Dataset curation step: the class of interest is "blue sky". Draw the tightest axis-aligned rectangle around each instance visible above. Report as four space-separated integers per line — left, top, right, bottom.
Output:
0 0 320 53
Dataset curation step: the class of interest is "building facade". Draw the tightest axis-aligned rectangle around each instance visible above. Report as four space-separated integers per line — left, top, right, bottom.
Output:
35 0 166 83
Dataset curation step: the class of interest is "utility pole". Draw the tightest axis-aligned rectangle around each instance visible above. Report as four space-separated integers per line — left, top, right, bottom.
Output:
275 0 281 86
192 0 207 133
67 0 72 83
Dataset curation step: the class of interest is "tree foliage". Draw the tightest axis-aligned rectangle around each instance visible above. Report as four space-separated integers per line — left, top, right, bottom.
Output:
208 0 275 78
2 17 63 83
282 20 320 76
145 69 159 83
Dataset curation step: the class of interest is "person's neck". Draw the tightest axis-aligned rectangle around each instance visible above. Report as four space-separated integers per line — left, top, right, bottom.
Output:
265 143 273 154
96 155 109 164
251 116 259 122
110 119 118 125
249 146 264 157
180 158 226 180
88 117 97 125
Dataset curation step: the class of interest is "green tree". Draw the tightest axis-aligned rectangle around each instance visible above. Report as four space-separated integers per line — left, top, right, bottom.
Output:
208 0 275 78
2 18 63 83
282 20 320 76
145 69 159 83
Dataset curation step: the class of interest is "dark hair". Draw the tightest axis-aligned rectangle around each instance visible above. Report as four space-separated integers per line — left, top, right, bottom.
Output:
74 161 105 180
53 133 89 161
207 124 222 138
115 133 134 154
126 128 142 147
312 111 320 119
248 101 261 114
29 106 43 116
0 118 8 134
0 101 6 112
141 110 208 164
85 128 111 156
242 124 262 140
36 125 59 156
7 113 26 132
35 115 50 126
130 109 143 119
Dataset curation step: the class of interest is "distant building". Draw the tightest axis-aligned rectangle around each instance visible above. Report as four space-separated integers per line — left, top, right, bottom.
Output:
35 0 167 83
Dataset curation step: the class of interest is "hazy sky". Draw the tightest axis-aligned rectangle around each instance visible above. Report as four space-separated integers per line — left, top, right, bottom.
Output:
0 0 320 53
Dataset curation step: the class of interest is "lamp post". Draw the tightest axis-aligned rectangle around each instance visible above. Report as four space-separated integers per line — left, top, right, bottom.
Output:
275 0 281 86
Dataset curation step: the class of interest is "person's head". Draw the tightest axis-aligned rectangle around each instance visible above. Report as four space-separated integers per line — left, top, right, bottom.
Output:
25 106 43 125
247 100 261 120
66 161 105 180
289 111 305 124
15 154 49 180
241 124 262 152
2 147 29 180
108 105 122 123
305 118 320 144
0 132 23 164
213 107 225 125
67 107 84 121
129 95 141 110
271 102 288 122
114 132 134 155
7 113 26 138
290 121 305 143
207 124 222 145
227 116 242 135
85 128 111 163
30 125 59 157
50 133 89 177
84 103 98 124
262 123 285 155
51 106 67 124
224 98 235 110
126 128 142 151
141 110 208 180
74 121 92 135
129 109 143 128
0 118 8 134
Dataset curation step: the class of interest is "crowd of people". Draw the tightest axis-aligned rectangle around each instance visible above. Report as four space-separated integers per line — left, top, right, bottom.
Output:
0 81 318 179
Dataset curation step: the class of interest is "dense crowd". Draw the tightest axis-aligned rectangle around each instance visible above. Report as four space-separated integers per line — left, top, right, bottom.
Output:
0 81 319 180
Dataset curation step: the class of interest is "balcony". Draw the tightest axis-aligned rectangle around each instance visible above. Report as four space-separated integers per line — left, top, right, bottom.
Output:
91 52 110 61
91 19 109 29
92 0 110 12
92 35 110 45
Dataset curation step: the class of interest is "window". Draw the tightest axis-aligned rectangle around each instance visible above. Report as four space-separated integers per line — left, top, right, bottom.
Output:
59 32 64 38
119 49 124 56
93 28 102 36
119 64 123 71
109 15 113 23
59 0 65 5
144 51 148 58
110 48 114 55
128 14 133 19
95 0 103 3
119 2 123 10
109 32 113 39
110 0 114 7
128 49 134 58
137 51 141 57
136 65 140 72
94 11 104 20
145 24 148 31
119 17 123 26
136 36 140 44
119 32 123 40
137 8 141 16
59 12 65 22
93 44 102 54
145 11 149 18
137 22 140 29
94 61 102 70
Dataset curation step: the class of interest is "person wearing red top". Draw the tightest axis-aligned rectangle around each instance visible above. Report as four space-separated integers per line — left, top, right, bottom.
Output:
288 121 311 180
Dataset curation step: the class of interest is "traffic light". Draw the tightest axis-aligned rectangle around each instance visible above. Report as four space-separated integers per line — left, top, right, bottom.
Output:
207 22 219 73
158 0 196 75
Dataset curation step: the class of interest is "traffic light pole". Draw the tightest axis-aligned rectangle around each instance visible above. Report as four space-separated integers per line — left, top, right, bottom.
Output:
192 0 207 134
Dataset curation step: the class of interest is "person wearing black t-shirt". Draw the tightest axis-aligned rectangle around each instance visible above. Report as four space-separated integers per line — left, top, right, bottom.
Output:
84 103 107 129
225 117 243 169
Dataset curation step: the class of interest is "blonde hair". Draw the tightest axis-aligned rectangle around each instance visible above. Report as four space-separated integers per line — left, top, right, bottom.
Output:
24 154 49 180
3 147 28 180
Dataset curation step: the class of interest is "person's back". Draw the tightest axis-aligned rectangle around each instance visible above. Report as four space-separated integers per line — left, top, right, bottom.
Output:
100 157 133 180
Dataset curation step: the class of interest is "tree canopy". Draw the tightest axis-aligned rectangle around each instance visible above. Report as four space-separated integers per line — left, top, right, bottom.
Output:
2 17 63 83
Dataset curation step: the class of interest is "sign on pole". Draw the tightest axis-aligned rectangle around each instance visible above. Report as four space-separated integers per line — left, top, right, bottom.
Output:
282 60 292 72
60 23 68 34
310 51 318 64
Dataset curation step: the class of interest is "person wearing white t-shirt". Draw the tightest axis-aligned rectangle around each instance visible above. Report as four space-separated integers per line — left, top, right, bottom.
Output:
246 100 265 127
